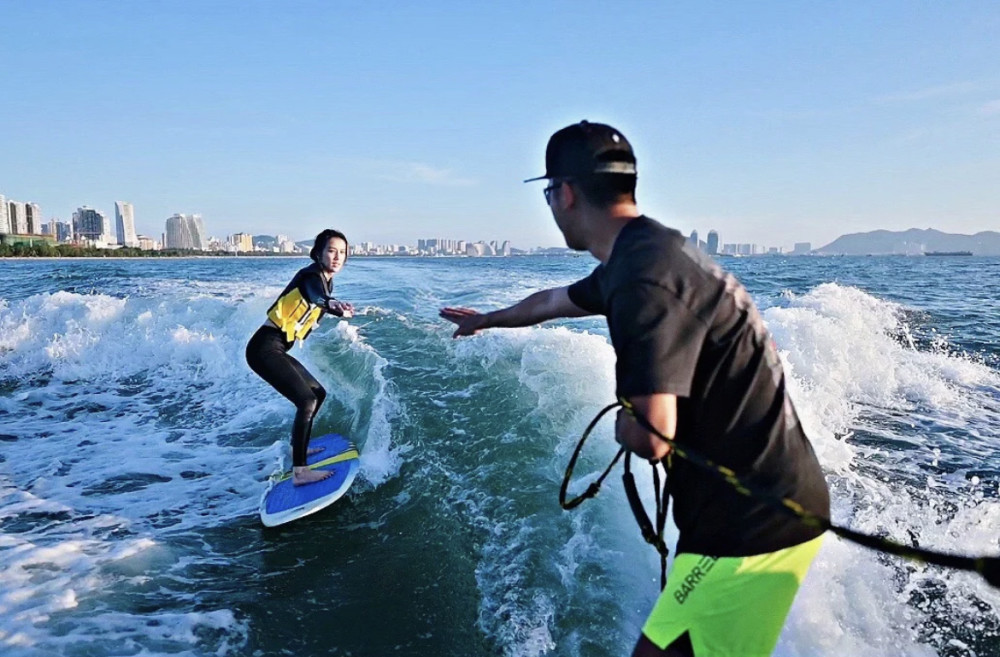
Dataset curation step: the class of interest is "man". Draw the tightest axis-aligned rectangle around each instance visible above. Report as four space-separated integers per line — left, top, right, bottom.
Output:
440 121 830 657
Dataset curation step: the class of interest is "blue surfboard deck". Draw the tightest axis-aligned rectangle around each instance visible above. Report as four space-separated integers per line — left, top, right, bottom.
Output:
259 433 360 527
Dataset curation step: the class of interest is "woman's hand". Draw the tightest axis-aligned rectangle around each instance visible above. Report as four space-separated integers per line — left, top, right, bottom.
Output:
328 300 354 318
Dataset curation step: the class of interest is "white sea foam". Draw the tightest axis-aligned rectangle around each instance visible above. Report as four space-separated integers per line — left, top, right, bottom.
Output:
0 284 397 655
764 283 999 656
322 316 405 487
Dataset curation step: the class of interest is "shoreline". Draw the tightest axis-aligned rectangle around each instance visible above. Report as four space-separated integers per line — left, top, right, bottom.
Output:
0 253 577 261
1 253 996 261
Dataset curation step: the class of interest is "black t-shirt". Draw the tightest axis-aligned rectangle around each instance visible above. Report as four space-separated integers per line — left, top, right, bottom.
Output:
568 216 830 557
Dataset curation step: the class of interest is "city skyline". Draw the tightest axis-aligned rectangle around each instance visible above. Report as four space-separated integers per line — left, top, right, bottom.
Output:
7 188 996 256
4 183 993 255
2 3 998 251
3 187 535 254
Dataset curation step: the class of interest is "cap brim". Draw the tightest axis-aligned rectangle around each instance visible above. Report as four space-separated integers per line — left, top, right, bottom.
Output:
522 175 548 183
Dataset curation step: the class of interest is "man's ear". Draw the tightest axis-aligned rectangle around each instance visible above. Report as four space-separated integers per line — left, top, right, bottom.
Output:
560 182 578 210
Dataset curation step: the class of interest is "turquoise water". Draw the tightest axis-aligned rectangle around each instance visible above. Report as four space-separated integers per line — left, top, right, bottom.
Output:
1 255 998 656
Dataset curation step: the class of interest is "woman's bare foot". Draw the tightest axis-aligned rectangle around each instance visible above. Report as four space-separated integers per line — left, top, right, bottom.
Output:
293 466 332 486
307 446 325 456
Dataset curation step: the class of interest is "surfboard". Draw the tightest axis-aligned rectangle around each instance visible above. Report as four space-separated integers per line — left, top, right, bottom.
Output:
259 433 360 527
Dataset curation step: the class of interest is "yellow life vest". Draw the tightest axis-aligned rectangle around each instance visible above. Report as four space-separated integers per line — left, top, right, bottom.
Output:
267 286 325 343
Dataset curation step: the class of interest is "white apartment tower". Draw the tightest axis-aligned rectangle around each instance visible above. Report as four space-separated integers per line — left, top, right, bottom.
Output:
164 213 206 250
9 201 28 234
26 203 42 235
0 195 8 234
115 201 138 247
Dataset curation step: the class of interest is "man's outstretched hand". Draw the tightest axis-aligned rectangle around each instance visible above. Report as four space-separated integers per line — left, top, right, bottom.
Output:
439 307 489 338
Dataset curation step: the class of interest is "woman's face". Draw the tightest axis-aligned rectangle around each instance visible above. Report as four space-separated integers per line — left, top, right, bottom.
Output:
319 237 347 274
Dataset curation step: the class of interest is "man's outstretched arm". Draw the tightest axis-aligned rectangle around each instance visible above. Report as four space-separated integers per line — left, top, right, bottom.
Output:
440 286 593 338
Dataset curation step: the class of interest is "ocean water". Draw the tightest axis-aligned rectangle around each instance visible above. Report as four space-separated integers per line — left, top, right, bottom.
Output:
0 254 997 657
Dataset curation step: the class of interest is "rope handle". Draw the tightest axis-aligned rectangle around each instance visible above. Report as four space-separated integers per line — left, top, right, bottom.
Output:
617 397 1000 589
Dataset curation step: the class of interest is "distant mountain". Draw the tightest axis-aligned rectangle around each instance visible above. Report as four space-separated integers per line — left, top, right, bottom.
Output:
252 235 278 249
816 228 1000 256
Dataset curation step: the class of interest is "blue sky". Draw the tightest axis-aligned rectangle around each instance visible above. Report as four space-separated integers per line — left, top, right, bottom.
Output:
1 1 998 250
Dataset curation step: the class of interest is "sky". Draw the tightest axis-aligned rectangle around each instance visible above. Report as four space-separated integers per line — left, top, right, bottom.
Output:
1 1 998 251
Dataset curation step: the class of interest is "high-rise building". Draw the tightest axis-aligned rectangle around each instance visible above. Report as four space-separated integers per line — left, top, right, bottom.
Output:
191 215 205 249
230 232 254 252
164 213 206 250
688 230 699 249
165 214 191 250
73 207 109 244
115 201 138 247
57 220 73 242
9 201 27 234
707 230 719 255
47 219 73 242
25 203 42 235
0 195 8 234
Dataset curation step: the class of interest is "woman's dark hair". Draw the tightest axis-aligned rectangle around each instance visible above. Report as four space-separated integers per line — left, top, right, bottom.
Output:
310 229 349 262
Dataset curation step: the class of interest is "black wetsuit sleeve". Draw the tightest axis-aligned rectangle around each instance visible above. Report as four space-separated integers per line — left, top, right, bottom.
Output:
299 270 334 309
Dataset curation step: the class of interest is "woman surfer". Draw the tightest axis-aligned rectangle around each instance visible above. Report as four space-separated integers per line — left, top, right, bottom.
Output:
246 229 354 485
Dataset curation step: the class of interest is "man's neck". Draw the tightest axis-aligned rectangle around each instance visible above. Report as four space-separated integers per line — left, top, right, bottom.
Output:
586 204 641 264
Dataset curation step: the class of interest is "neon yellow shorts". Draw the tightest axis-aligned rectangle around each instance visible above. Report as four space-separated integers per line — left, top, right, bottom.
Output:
642 536 823 657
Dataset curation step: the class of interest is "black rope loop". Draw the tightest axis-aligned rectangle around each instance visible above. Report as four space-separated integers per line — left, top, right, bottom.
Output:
559 402 625 510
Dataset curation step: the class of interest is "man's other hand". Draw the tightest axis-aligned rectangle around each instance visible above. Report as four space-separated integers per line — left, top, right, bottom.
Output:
439 307 489 338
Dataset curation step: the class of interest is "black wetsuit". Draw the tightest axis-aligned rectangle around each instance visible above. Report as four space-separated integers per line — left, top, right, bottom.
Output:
246 263 337 467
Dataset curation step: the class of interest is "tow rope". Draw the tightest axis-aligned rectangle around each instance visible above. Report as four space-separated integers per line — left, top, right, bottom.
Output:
560 400 1000 590
559 402 672 588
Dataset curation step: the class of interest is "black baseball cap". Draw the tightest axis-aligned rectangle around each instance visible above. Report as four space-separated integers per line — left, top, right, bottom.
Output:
524 120 637 183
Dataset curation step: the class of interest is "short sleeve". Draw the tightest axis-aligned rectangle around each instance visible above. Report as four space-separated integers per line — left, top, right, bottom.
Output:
567 266 605 314
608 281 708 398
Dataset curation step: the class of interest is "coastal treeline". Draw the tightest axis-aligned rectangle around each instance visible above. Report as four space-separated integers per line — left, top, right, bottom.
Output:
0 243 260 258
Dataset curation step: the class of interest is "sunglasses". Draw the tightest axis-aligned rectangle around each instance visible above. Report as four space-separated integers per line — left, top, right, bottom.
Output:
543 179 570 203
